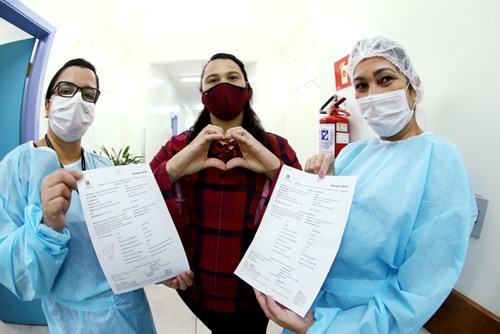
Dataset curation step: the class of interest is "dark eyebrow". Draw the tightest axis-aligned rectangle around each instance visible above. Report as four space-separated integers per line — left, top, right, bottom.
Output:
373 67 398 77
352 76 364 83
227 71 242 76
353 67 398 82
204 73 219 81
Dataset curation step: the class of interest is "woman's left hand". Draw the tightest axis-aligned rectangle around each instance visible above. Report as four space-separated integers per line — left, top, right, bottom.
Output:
162 270 194 290
224 127 281 179
254 288 315 334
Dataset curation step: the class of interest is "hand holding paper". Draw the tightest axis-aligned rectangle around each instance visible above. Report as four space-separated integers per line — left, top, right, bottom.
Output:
235 165 356 317
254 288 315 334
77 163 189 294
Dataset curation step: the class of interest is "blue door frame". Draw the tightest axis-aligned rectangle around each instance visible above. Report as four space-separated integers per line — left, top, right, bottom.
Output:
0 0 56 143
0 0 56 326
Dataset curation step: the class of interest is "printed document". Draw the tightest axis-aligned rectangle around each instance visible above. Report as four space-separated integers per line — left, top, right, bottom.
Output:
77 163 189 294
235 165 356 317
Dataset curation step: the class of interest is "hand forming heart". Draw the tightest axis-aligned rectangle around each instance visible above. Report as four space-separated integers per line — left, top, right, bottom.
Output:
166 125 281 183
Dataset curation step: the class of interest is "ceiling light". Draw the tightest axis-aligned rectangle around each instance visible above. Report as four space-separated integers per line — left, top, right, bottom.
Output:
181 77 200 83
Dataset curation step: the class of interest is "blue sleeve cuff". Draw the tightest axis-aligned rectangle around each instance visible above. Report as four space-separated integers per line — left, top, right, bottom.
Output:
26 204 70 251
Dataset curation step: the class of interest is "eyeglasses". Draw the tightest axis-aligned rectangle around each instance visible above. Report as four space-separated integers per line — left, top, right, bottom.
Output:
52 81 101 103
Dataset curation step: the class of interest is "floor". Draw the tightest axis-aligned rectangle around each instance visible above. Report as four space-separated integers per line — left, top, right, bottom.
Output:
0 285 282 334
0 285 432 333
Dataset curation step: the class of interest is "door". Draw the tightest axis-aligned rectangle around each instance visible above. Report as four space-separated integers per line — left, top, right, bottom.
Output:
0 37 35 159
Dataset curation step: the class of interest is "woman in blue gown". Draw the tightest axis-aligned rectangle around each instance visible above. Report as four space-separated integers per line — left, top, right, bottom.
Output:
254 36 477 334
0 58 157 333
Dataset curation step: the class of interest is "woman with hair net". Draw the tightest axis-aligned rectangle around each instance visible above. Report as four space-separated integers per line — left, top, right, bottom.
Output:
0 59 157 333
254 36 477 333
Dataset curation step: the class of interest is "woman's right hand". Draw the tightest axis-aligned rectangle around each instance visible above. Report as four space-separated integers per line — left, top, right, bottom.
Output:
41 169 83 231
166 125 227 182
305 152 335 178
254 288 315 334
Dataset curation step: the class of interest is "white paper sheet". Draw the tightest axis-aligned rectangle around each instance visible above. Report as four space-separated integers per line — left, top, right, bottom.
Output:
235 165 356 317
77 163 189 294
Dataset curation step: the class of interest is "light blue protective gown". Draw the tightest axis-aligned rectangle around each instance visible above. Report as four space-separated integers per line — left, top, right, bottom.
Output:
287 133 477 334
0 142 157 334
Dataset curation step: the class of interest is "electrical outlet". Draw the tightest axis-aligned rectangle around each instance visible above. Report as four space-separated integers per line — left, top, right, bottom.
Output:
471 194 488 238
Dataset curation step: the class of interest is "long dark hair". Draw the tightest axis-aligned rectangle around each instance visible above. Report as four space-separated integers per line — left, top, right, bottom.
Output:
188 53 270 150
45 58 99 101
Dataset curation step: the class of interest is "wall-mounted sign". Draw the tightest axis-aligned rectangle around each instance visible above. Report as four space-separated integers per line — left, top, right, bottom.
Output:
334 54 351 91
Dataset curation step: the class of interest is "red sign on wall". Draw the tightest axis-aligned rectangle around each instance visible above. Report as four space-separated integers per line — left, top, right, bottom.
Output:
334 54 351 91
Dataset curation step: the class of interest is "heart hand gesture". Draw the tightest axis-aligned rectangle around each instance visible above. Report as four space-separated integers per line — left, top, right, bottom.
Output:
166 125 281 182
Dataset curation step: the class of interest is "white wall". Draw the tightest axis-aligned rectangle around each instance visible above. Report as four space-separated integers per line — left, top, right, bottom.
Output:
282 0 500 315
0 18 31 44
19 0 147 159
7 0 500 317
144 64 176 162
281 17 320 163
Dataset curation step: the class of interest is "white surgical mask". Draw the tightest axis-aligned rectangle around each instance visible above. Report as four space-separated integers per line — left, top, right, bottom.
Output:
356 85 415 137
49 93 95 142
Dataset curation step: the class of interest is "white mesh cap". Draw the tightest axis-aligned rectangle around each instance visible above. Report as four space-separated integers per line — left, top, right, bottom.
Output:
346 36 424 98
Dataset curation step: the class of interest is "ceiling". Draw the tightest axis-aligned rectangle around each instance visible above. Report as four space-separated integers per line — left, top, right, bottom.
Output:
93 0 312 54
90 0 312 109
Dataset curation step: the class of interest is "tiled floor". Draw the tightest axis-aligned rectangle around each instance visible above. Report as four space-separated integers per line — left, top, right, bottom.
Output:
0 284 283 334
0 285 432 333
145 284 282 334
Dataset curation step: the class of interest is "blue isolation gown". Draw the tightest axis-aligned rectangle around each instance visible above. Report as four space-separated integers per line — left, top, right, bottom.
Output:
289 133 477 334
0 142 157 334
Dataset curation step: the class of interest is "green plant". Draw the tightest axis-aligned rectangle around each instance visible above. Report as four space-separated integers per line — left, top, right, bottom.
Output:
94 145 143 166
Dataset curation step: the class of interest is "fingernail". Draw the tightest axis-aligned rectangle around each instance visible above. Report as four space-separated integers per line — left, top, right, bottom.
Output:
319 171 324 178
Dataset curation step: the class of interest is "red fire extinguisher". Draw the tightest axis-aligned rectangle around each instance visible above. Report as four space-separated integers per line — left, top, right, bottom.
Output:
319 95 350 157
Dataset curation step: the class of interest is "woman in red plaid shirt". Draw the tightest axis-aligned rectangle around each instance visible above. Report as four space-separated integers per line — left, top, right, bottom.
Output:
150 53 302 333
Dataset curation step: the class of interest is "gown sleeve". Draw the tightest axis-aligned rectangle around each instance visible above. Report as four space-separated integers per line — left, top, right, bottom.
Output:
307 141 477 334
0 147 70 300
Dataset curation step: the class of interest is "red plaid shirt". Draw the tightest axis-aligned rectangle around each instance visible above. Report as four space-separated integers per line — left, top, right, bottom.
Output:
150 131 301 312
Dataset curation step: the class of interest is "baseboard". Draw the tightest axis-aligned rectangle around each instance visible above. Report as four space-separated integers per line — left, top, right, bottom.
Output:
424 289 500 333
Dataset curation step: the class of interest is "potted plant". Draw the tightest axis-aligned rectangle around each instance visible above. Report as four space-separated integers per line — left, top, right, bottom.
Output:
94 145 143 166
